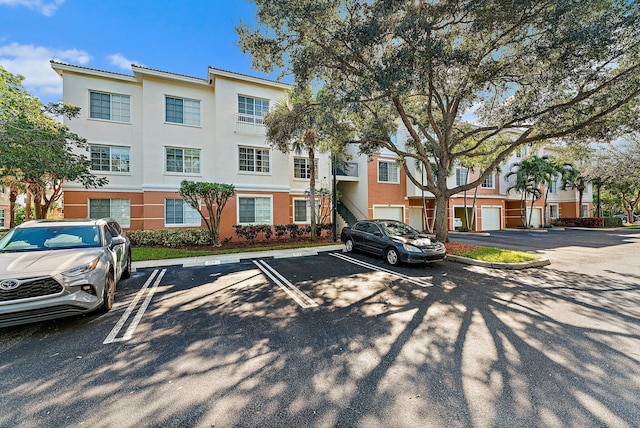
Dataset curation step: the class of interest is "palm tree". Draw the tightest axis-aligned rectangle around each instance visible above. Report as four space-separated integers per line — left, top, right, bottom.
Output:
506 156 546 227
264 87 351 240
560 164 588 218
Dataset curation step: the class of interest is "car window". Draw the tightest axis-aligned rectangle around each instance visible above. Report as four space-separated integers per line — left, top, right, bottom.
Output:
367 223 381 234
381 221 418 236
0 226 100 252
354 222 368 232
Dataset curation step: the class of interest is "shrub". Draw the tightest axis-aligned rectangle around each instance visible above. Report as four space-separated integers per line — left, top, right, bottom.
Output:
274 224 288 240
553 218 605 228
603 217 623 227
128 228 212 247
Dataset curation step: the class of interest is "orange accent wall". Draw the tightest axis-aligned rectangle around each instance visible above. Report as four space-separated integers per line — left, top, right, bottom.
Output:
63 189 293 241
367 156 409 221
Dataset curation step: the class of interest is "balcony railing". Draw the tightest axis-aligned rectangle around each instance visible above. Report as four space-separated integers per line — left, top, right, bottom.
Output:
336 162 359 178
235 113 265 135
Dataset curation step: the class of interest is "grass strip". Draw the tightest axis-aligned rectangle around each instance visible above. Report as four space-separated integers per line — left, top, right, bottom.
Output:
452 246 540 263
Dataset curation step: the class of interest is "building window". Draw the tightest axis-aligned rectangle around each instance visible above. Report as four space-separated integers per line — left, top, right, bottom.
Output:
549 180 558 193
89 199 130 228
455 168 468 186
90 91 130 122
238 95 269 124
581 204 589 218
166 96 201 126
549 204 559 219
378 160 399 183
515 146 528 158
165 199 200 226
481 174 495 189
293 199 310 223
239 147 270 173
0 208 5 228
293 157 318 179
238 196 272 224
90 145 130 173
166 147 200 174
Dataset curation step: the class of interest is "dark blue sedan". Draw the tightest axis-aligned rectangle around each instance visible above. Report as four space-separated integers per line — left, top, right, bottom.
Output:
340 219 446 266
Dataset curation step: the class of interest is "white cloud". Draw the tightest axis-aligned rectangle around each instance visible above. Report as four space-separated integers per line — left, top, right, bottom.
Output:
0 42 90 99
107 53 144 70
0 0 65 16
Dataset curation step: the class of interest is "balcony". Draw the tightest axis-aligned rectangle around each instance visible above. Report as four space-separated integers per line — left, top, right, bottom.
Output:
235 113 265 135
336 162 359 181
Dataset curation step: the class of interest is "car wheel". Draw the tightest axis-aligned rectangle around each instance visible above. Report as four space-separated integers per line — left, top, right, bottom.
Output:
385 248 400 266
345 238 354 252
100 271 115 313
121 250 132 279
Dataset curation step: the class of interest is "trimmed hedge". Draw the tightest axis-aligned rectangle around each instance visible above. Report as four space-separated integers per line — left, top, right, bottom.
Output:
553 217 607 228
128 223 334 247
603 217 624 227
127 228 212 247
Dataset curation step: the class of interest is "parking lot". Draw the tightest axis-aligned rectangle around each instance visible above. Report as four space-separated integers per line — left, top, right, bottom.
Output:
1 229 639 427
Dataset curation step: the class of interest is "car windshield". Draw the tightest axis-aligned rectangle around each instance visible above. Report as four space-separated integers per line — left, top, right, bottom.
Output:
0 226 101 252
380 221 419 236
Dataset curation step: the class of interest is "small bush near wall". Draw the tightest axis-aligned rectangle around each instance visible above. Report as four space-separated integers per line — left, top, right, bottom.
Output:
553 218 605 228
603 217 624 227
130 224 335 248
128 228 212 247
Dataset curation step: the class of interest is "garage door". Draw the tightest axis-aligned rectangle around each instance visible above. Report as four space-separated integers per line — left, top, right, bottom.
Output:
526 208 542 228
373 206 404 222
481 207 501 231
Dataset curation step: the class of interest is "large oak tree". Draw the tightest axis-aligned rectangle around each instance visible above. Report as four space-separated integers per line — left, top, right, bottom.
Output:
238 0 640 241
0 66 107 223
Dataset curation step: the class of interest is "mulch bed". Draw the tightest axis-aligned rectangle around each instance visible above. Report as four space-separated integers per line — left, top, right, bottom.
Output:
444 241 478 255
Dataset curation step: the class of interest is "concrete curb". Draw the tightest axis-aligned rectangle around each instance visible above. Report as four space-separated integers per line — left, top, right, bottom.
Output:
446 254 551 269
132 244 345 270
133 243 550 271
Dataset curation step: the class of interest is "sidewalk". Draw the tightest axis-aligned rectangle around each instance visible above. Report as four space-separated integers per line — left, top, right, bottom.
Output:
132 244 345 270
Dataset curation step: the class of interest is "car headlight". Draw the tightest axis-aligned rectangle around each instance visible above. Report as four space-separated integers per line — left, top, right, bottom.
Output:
62 258 100 277
403 244 422 253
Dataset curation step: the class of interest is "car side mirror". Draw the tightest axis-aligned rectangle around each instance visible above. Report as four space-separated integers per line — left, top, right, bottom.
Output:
373 231 383 237
109 236 126 248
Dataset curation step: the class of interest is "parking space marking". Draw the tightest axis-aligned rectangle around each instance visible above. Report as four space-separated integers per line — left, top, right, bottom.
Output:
103 268 167 344
253 260 319 308
329 252 433 287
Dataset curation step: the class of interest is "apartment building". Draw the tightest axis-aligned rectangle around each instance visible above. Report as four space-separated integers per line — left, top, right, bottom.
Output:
0 185 9 229
335 137 593 232
51 61 591 237
51 61 339 240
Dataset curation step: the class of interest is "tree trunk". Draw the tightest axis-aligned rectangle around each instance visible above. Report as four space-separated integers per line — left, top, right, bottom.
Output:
25 190 31 222
9 185 18 229
308 145 317 241
434 193 450 242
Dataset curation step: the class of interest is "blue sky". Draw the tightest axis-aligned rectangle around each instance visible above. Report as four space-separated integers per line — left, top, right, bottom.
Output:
0 0 283 104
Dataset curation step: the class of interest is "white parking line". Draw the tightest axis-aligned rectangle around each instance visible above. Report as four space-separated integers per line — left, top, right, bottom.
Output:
103 268 167 344
329 252 433 287
253 260 318 308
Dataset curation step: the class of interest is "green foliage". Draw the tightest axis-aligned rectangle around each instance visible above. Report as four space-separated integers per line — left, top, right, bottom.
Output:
239 0 640 241
179 180 235 246
127 228 213 247
453 247 540 263
603 217 624 227
0 66 107 220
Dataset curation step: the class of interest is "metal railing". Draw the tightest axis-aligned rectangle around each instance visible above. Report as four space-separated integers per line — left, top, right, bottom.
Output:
336 162 358 177
235 113 265 135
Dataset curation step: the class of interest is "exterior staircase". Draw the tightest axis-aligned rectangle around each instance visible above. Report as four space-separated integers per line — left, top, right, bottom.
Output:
337 200 359 226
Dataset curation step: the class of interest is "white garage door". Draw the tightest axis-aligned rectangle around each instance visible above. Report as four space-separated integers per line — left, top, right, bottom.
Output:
526 207 542 228
481 207 501 231
373 206 404 222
